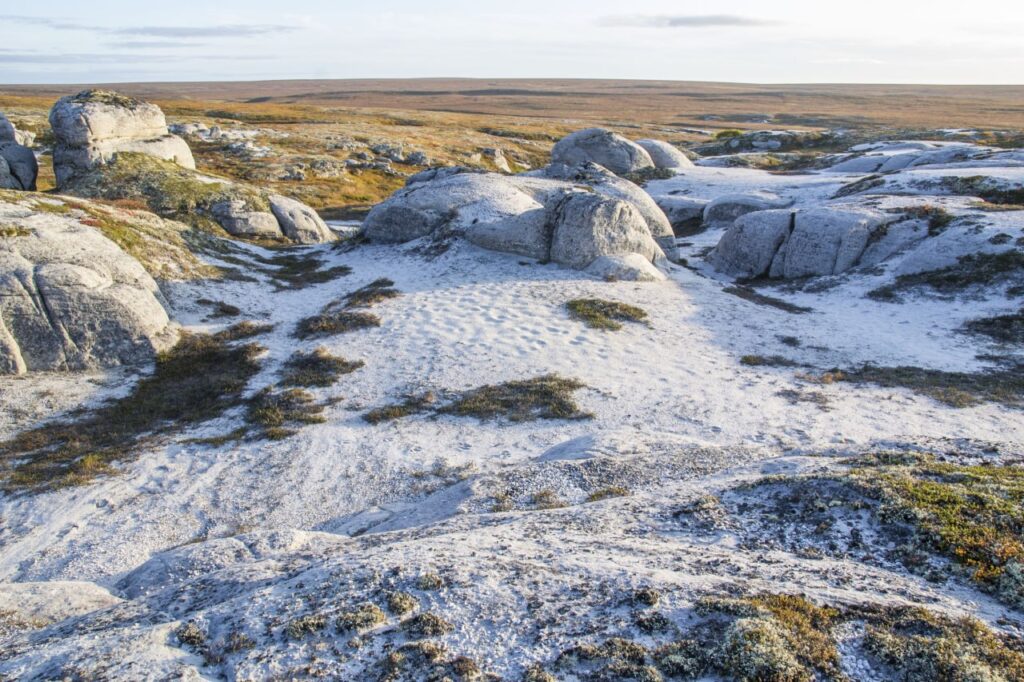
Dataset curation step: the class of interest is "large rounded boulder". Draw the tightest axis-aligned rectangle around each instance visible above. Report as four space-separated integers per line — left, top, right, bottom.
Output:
49 90 195 187
635 139 694 170
550 128 654 176
0 197 175 375
708 206 890 279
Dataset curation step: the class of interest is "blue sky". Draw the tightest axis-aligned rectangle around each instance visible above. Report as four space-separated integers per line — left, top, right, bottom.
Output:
1 0 1022 84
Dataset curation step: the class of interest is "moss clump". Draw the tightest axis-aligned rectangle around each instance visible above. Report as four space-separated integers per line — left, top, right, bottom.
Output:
0 225 31 238
285 613 327 639
69 90 141 108
385 591 419 616
344 277 401 308
259 252 352 290
402 613 454 638
337 603 386 632
197 298 241 318
1 333 263 491
740 355 799 368
293 311 381 340
941 176 1024 205
212 321 274 342
363 393 436 424
417 573 445 591
280 348 364 387
245 387 326 440
531 489 566 510
718 617 810 682
588 486 631 503
175 621 206 648
440 375 592 422
623 167 678 185
962 309 1024 344
902 204 956 235
567 298 648 331
633 588 661 607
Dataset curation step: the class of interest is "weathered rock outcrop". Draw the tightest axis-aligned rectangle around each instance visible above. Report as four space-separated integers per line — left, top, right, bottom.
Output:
363 164 670 279
0 197 175 374
550 128 654 176
0 113 34 147
0 115 38 191
49 90 195 187
635 139 694 170
709 206 890 279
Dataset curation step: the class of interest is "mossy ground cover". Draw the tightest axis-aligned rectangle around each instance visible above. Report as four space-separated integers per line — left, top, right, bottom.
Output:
0 333 264 491
723 286 812 314
868 251 1024 301
962 309 1024 344
544 592 1024 682
836 363 1024 408
364 375 592 424
293 279 401 340
566 298 648 331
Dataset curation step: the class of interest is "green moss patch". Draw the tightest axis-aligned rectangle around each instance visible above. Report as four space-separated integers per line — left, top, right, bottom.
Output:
567 298 648 331
0 333 264 491
280 348 364 387
245 387 326 441
837 363 1024 408
344 278 401 308
439 375 592 422
723 286 812 314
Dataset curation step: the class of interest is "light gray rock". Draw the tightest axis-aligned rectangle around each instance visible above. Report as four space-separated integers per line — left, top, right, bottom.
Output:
530 162 677 259
655 196 710 236
210 200 281 239
709 209 794 279
635 139 694 170
0 582 121 629
774 207 888 278
586 254 667 282
0 205 175 374
550 193 664 270
550 128 654 176
0 114 16 144
703 192 792 225
49 90 196 187
268 195 336 244
0 141 39 191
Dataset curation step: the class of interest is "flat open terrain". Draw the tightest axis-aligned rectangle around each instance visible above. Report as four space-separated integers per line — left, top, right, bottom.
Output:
5 78 1024 129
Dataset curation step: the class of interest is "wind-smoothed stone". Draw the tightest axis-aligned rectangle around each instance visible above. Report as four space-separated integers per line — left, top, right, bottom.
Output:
636 139 694 170
550 128 654 176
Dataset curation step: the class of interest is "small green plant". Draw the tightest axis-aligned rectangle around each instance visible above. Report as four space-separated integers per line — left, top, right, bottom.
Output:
567 298 648 331
175 621 206 648
293 311 381 339
587 486 631 503
197 298 241 318
212 321 275 342
417 573 445 591
402 612 454 638
531 489 566 510
285 613 327 639
245 387 326 440
740 355 798 367
363 393 436 424
385 591 419 616
337 603 386 632
715 129 744 139
961 309 1024 344
344 277 401 307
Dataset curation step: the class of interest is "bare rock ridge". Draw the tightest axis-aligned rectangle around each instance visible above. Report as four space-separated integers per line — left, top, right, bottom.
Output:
0 114 38 192
0 197 175 375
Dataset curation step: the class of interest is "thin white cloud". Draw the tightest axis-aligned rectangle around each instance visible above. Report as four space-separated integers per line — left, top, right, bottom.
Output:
598 14 776 28
0 15 296 39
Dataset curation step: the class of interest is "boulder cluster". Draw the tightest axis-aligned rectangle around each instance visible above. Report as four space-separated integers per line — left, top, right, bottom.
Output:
364 129 693 280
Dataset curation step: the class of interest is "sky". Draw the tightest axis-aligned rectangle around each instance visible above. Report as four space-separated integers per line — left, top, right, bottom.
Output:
1 0 1023 85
